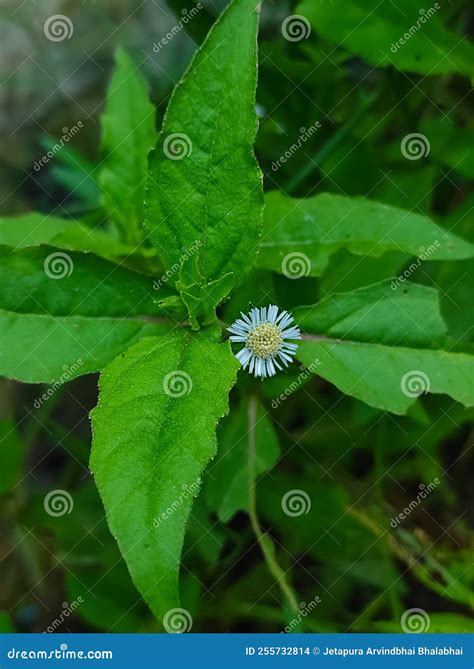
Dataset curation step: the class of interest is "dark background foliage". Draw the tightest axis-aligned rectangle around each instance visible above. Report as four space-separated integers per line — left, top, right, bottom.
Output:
0 0 473 633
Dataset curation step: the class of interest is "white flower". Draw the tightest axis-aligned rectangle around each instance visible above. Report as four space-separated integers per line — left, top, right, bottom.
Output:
228 305 301 379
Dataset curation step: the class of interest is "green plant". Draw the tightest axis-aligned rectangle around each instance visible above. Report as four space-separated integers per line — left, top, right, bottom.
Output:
1 0 473 633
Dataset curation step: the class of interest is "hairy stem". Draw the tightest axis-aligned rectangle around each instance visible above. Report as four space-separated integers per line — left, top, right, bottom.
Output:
247 395 300 615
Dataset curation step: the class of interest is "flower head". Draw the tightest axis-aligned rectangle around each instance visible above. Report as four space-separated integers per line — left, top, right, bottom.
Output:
228 305 301 379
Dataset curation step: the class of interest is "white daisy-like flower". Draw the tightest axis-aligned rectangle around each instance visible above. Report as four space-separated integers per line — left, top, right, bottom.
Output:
228 305 302 379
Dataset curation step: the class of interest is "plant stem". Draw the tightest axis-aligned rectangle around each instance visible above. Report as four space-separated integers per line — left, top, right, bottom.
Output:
247 395 300 616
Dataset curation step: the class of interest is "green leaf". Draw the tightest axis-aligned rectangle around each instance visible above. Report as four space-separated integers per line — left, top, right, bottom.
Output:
416 259 474 344
0 246 175 383
319 250 408 295
178 255 234 329
90 332 239 621
180 274 234 330
39 137 100 210
258 192 474 277
145 0 263 288
294 282 474 414
0 246 172 318
99 48 156 242
298 0 474 77
205 399 280 522
0 310 170 384
0 212 131 259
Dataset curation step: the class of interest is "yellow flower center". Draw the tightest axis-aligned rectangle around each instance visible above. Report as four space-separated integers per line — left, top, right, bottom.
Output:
246 323 282 359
